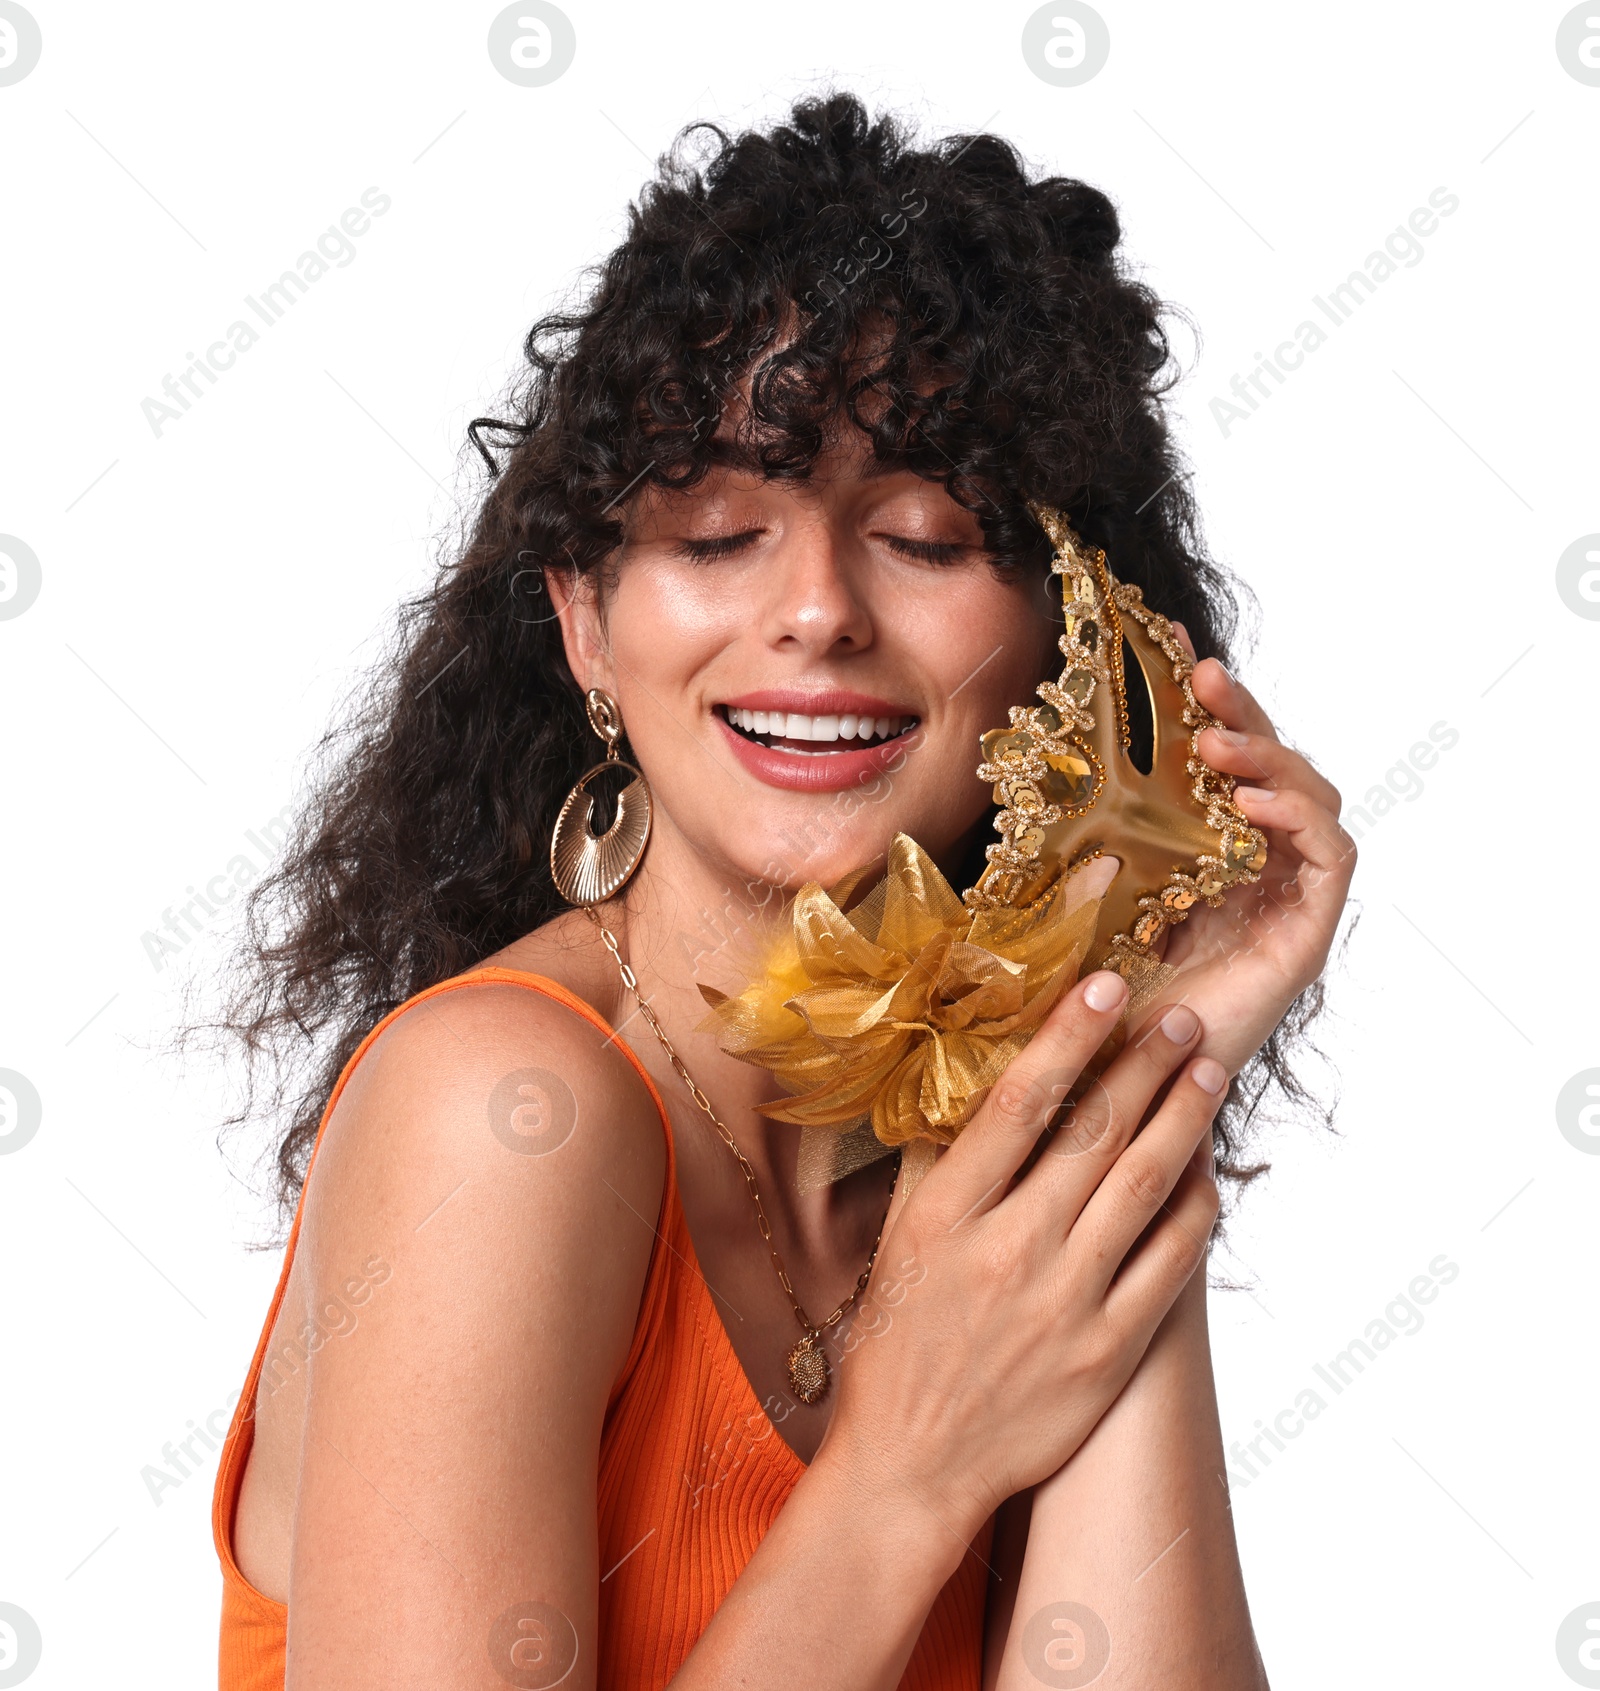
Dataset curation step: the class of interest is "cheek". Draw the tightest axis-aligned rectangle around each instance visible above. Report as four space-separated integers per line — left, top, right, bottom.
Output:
924 581 1057 728
897 585 1057 838
603 565 734 691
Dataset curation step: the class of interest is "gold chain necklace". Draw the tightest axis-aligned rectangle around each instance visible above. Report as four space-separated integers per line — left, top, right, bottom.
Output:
586 907 900 1405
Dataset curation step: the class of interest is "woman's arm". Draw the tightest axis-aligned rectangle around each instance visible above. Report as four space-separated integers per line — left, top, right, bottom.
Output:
277 985 664 1687
983 648 1355 1689
992 1229 1267 1688
670 1444 986 1687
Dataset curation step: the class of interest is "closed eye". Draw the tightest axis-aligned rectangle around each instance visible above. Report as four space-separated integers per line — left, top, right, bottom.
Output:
672 530 971 563
878 534 970 563
672 529 765 561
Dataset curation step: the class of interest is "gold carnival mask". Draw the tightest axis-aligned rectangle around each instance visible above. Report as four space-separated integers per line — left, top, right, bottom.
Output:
699 504 1268 1194
964 504 1268 980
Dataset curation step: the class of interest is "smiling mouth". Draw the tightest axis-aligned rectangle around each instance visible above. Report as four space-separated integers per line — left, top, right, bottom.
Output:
716 705 920 754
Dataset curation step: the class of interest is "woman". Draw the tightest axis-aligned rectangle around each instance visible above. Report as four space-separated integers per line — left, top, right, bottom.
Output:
209 94 1352 1688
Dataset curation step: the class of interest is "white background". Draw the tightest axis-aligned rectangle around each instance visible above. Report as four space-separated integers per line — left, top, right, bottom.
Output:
1 2 1595 1686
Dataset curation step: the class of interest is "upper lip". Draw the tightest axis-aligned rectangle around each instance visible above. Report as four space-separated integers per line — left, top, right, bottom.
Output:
717 689 918 718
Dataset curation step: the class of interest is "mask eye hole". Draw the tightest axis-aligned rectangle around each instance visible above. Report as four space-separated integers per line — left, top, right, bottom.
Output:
1122 635 1156 775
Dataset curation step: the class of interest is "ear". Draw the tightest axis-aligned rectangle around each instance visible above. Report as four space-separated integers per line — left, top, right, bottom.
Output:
548 566 615 695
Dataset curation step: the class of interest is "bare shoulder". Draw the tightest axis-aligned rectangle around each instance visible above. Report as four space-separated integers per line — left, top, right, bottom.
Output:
234 969 667 1640
294 965 668 1286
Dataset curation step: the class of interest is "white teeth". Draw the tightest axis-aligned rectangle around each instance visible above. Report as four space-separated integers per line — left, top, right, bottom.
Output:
725 707 913 746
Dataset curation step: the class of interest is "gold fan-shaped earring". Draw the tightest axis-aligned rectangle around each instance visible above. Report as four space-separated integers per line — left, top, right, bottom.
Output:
550 688 654 905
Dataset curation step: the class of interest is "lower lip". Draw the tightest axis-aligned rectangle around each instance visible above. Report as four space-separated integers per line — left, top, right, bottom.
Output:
714 714 921 791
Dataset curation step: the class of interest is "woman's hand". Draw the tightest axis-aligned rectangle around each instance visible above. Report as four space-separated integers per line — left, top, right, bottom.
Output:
1154 629 1358 1079
816 971 1226 1532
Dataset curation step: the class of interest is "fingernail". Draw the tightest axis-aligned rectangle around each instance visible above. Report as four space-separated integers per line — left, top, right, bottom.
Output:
1083 971 1128 1012
1160 1004 1199 1043
1215 727 1249 746
1190 1130 1215 1176
1213 661 1234 684
1192 1057 1227 1095
1235 786 1276 803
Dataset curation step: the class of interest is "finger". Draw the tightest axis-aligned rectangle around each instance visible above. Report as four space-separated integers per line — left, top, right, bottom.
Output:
1168 619 1198 662
1190 658 1279 744
1233 786 1358 894
920 968 1131 1230
1055 850 1120 915
1195 725 1341 816
1069 1056 1225 1301
1016 1001 1203 1232
1102 1161 1220 1338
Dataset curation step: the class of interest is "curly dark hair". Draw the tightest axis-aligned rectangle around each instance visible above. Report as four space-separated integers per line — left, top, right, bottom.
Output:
208 90 1331 1228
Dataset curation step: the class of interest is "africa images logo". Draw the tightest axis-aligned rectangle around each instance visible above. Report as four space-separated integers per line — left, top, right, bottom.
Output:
0 2 43 87
1209 189 1459 437
138 190 391 438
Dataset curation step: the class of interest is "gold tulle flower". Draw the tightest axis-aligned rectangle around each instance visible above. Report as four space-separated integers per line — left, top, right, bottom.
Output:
699 834 1105 1154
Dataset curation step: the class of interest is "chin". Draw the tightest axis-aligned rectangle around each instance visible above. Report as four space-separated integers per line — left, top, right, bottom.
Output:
707 801 985 899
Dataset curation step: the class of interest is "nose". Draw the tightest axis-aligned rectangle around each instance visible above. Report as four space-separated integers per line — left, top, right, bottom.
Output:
759 516 873 657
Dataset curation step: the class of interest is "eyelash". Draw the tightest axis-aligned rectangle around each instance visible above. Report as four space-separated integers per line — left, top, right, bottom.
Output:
674 531 762 561
672 532 968 563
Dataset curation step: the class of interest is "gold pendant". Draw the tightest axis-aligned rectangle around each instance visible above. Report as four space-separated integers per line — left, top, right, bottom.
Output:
786 1330 829 1404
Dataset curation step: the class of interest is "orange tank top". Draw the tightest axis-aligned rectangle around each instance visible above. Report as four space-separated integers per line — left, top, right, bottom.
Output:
211 967 994 1687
